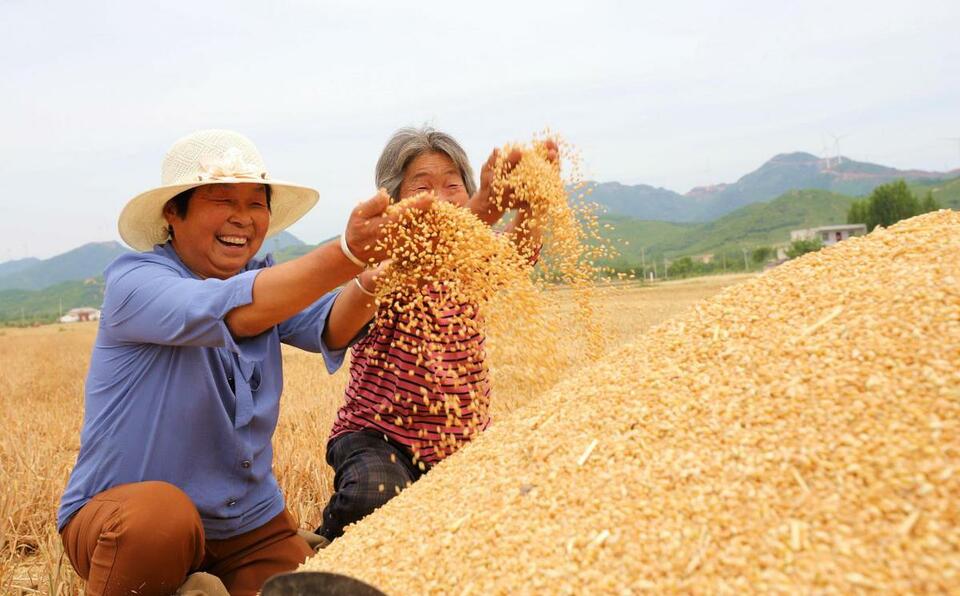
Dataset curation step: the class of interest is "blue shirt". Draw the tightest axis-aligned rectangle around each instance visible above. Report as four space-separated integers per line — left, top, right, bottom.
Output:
58 243 346 539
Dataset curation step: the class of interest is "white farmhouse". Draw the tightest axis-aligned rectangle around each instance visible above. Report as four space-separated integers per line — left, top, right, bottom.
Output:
59 307 101 323
790 224 867 247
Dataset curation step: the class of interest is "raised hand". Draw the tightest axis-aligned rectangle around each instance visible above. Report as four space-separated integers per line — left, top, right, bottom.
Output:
342 189 435 266
469 140 560 225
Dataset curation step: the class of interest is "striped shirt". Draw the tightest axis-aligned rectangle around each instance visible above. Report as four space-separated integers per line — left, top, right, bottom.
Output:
329 285 491 465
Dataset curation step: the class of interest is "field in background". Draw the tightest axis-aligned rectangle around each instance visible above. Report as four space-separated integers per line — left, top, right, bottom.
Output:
0 275 751 594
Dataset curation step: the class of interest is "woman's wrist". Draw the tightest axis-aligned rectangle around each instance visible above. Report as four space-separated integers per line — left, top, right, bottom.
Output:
356 268 379 295
468 188 504 225
339 231 367 269
353 275 376 297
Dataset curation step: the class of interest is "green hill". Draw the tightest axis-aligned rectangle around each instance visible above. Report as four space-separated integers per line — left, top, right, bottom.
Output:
682 189 856 254
910 177 960 210
0 241 128 291
0 257 40 278
0 278 106 325
600 189 856 264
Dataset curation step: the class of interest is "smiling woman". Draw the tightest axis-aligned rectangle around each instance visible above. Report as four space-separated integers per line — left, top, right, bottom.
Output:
163 184 273 280
55 129 436 596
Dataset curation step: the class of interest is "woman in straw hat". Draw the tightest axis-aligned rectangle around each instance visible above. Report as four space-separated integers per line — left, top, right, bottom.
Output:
56 129 429 596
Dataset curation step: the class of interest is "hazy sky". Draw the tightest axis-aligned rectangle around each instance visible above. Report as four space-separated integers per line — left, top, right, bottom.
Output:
2 0 958 259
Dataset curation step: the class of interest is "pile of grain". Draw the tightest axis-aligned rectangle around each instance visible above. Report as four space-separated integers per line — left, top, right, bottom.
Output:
302 210 960 593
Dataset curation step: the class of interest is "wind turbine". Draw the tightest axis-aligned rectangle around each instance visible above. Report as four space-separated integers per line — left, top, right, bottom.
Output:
830 133 849 166
820 134 834 169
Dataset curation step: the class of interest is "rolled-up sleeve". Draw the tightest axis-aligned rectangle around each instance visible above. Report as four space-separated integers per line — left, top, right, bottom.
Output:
101 254 268 360
278 289 359 373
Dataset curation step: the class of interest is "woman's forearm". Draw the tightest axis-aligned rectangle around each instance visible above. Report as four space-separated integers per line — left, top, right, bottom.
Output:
322 269 379 349
225 191 435 339
226 240 361 338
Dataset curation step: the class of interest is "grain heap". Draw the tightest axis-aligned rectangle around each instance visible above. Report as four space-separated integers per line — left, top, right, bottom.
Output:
302 210 960 593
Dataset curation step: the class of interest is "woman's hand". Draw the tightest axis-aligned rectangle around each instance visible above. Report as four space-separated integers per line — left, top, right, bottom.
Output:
467 140 559 226
343 189 435 266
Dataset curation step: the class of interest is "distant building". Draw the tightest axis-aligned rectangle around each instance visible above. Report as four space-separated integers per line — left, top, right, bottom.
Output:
693 253 714 264
764 257 790 271
59 307 101 323
790 224 867 247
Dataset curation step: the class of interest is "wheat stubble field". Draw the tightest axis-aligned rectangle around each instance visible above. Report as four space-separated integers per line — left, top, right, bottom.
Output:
0 275 749 594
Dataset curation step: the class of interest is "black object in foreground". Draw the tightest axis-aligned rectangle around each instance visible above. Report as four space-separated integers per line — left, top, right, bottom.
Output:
261 572 387 596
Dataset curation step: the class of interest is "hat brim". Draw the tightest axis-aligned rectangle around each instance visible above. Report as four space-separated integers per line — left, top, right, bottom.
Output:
118 179 320 252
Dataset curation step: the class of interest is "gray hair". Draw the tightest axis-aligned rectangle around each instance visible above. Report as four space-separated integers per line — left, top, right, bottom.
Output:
375 127 477 200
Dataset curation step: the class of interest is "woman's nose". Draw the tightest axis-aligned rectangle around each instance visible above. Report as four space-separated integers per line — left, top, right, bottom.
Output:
228 206 255 225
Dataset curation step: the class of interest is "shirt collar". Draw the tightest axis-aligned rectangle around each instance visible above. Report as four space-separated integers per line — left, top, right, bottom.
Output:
153 242 273 279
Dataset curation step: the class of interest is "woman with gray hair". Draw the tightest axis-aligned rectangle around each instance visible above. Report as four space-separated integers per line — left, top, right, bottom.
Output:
308 127 556 545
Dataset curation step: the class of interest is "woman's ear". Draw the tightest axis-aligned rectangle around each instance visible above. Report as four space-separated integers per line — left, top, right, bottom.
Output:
162 201 178 226
162 201 180 240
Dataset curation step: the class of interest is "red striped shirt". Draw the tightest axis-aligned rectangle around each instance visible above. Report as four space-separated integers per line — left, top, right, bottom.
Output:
329 287 491 465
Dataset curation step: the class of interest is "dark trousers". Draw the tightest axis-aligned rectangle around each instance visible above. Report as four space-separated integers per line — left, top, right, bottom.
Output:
317 431 424 540
61 481 312 596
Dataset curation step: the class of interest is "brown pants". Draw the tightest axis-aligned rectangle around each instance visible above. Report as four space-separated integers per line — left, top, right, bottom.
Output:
61 481 313 596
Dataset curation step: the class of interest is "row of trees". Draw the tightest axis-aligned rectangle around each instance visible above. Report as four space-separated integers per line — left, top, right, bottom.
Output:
604 237 830 281
847 179 940 231
606 244 780 280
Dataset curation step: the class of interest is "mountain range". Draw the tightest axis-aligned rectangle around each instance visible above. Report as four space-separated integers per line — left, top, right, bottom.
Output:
0 242 129 292
589 152 957 222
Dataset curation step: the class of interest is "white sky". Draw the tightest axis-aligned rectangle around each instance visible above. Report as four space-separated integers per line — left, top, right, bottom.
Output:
2 0 958 259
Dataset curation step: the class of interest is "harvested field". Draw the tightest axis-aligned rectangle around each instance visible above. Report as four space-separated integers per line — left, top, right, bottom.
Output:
301 211 960 593
0 276 745 594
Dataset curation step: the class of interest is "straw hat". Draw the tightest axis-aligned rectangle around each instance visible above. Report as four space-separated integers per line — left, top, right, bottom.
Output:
118 129 319 251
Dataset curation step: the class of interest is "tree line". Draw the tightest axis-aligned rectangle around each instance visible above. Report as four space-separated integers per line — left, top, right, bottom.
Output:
847 179 940 231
